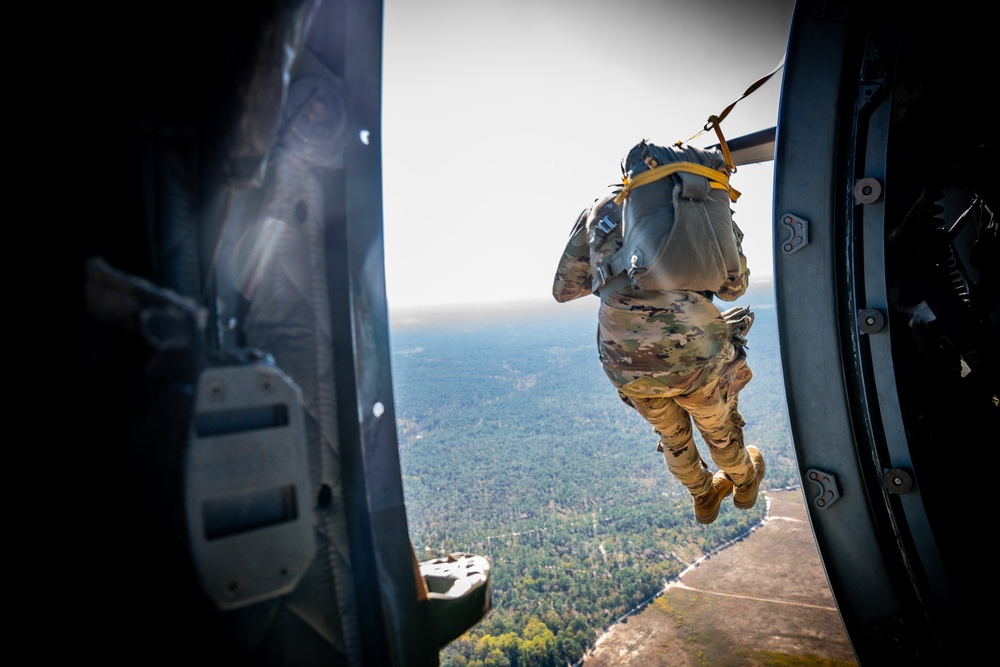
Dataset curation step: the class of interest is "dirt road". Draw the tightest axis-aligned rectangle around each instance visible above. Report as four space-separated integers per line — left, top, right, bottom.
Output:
581 488 858 666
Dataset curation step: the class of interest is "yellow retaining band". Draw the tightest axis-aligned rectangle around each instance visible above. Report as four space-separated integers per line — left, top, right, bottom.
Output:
614 161 740 205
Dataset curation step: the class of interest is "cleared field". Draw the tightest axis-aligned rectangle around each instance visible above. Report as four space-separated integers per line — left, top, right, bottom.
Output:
582 488 858 666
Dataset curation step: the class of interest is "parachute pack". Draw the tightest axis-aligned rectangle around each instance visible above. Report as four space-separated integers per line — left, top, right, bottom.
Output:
593 140 745 300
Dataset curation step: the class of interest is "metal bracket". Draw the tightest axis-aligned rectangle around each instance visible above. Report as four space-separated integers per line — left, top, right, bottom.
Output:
807 468 841 509
186 357 316 610
780 213 810 254
421 552 493 649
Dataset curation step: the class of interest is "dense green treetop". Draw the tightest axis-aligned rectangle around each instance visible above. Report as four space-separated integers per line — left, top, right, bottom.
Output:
389 287 794 665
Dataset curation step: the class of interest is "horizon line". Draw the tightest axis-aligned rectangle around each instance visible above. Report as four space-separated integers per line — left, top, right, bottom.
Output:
388 278 776 318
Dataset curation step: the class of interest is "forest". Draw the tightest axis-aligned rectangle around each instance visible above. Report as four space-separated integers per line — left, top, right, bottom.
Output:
389 284 797 666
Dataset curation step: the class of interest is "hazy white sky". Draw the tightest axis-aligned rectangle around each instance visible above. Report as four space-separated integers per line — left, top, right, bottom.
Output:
381 0 796 311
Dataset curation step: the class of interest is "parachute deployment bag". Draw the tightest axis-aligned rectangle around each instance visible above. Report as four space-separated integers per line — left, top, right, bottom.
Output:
598 140 742 297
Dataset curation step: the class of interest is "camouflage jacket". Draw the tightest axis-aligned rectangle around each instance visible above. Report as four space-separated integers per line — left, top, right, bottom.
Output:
552 189 750 387
551 189 625 303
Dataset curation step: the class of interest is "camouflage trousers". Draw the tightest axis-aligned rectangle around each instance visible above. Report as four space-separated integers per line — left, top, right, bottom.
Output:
609 346 756 498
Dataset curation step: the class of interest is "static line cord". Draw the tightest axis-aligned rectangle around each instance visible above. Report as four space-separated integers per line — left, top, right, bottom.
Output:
675 57 786 173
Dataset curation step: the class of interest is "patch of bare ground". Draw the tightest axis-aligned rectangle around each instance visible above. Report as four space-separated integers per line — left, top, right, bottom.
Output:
581 488 858 666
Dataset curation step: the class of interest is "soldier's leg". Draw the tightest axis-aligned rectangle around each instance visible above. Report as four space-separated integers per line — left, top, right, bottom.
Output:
674 370 756 488
623 393 712 496
722 345 753 397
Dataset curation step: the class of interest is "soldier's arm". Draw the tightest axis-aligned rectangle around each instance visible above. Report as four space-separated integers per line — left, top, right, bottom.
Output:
552 207 594 302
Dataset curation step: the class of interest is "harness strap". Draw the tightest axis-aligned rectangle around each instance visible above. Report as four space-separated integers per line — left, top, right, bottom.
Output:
595 272 632 303
590 197 621 239
614 161 741 206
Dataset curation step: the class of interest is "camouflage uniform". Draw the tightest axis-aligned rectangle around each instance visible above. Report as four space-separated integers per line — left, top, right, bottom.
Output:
553 188 758 501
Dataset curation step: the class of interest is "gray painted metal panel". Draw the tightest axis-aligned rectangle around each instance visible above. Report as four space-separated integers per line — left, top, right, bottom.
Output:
775 1 988 663
774 3 901 663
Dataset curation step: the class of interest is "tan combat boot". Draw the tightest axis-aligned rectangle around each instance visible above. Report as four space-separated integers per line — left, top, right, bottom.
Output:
693 471 734 524
733 446 766 509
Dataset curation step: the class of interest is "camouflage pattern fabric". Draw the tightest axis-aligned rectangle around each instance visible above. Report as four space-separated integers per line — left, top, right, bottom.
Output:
599 289 757 496
552 183 759 506
552 207 595 303
552 189 624 303
597 288 730 387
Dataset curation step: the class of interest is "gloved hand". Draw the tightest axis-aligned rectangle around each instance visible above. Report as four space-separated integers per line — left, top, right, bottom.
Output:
721 306 754 348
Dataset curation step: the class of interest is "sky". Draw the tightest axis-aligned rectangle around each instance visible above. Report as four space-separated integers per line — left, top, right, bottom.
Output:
381 0 797 312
